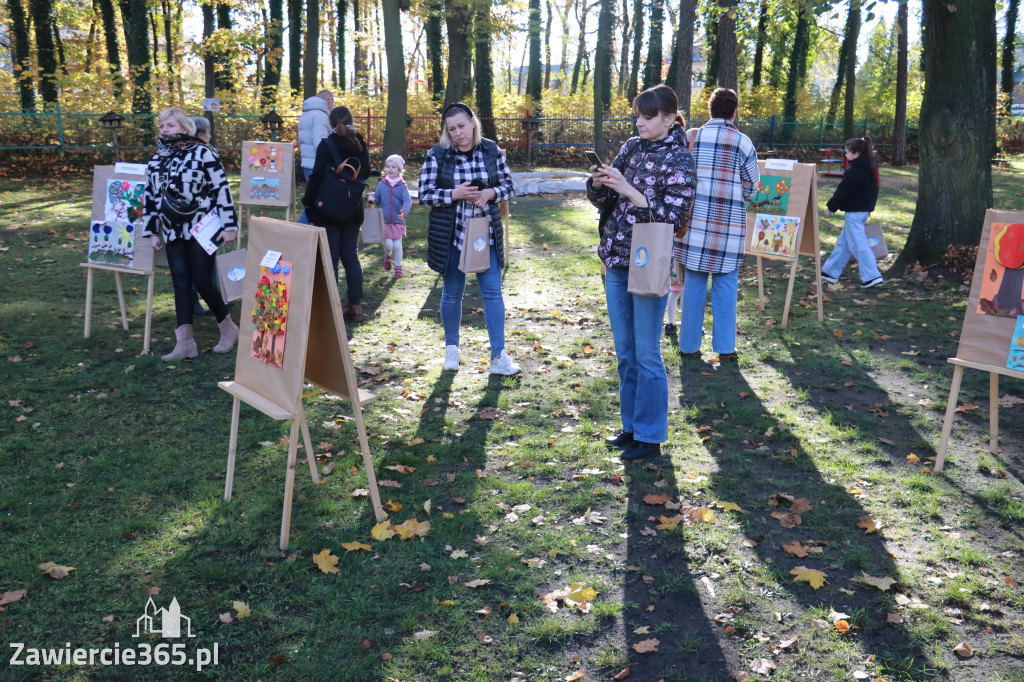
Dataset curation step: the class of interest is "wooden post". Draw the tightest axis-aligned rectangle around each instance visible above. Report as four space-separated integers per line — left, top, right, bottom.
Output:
279 413 302 550
143 272 155 354
114 271 128 330
989 372 999 454
84 267 95 338
934 363 965 473
756 255 765 311
224 396 242 500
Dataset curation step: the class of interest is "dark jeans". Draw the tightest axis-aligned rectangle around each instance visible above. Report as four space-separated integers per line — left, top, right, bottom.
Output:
165 238 229 327
325 220 363 306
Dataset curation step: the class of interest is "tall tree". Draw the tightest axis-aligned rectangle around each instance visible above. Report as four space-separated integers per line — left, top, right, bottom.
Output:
288 0 303 94
303 0 320 97
97 0 124 98
122 0 152 112
425 0 444 100
1001 0 1019 114
751 1 768 87
593 0 614 158
570 1 593 94
443 0 471 103
780 3 809 140
644 0 665 88
842 0 861 140
336 0 347 90
618 0 630 93
526 0 543 105
896 0 997 268
353 0 367 90
10 0 35 112
29 0 60 105
825 3 855 130
382 0 407 156
262 0 285 106
891 0 908 165
669 0 696 119
717 0 737 90
216 4 235 91
627 0 643 99
704 18 719 88
767 24 788 88
544 1 553 88
476 0 497 139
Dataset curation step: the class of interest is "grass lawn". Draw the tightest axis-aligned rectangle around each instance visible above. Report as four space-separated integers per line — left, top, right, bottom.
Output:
1 160 1023 681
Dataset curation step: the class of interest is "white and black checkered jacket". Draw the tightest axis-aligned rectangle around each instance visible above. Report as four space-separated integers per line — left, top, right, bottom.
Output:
142 136 239 242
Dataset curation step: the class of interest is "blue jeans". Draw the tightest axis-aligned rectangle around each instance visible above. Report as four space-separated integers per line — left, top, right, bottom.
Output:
680 268 739 354
298 168 313 224
822 211 880 284
441 245 506 356
605 266 669 443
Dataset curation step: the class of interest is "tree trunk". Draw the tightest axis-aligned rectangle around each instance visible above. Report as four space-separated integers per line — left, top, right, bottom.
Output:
381 0 407 156
263 0 284 106
10 0 36 111
594 0 614 157
527 0 543 105
670 0 695 120
29 0 60 106
337 0 347 90
425 0 443 100
544 2 553 88
444 0 471 104
751 1 767 87
896 0 997 269
97 0 124 98
891 0 908 165
216 4 235 91
618 0 630 93
150 10 159 70
627 0 643 99
303 0 319 97
121 0 151 112
825 4 854 130
643 0 664 88
288 0 303 94
780 3 809 141
1001 0 1019 114
202 1 215 104
842 0 860 140
716 0 736 90
53 16 68 74
476 0 497 139
704 18 719 88
570 1 589 94
767 24 787 89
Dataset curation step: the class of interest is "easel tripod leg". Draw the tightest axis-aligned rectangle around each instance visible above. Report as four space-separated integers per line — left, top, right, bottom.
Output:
298 403 320 484
143 272 155 354
935 364 965 473
279 418 301 550
224 396 241 500
989 372 999 454
115 271 129 330
84 267 94 339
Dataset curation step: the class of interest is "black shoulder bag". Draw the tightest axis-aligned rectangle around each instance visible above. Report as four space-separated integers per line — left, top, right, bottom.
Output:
314 137 365 224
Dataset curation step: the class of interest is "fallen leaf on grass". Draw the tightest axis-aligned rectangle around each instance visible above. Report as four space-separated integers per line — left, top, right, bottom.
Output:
1005 576 1019 587
782 541 822 558
565 670 586 682
998 394 1024 407
383 499 403 512
371 522 396 541
887 612 903 624
613 667 632 680
856 516 881 533
643 494 672 505
384 464 416 474
341 541 372 552
451 549 468 559
219 612 233 623
312 549 341 574
565 583 598 607
351 488 370 498
0 590 27 606
477 407 502 419
859 572 896 591
393 518 431 540
717 501 744 512
955 402 978 413
632 638 659 654
789 498 814 513
412 630 437 640
656 516 681 530
38 562 75 579
835 620 850 632
907 453 920 464
749 658 776 675
507 613 519 623
790 566 828 589
771 511 802 528
233 601 250 618
465 579 491 588
953 641 974 658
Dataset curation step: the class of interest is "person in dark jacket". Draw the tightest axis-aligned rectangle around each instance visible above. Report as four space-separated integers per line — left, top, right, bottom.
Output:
418 102 519 376
302 105 371 321
587 84 697 461
821 136 883 288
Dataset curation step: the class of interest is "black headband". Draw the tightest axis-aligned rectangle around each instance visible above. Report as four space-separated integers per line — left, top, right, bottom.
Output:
442 102 474 120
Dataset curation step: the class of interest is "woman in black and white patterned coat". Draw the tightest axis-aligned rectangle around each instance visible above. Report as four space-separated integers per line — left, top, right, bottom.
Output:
142 107 239 361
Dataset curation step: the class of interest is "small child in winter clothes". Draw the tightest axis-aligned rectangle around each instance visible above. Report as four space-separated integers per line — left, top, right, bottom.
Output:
369 154 413 277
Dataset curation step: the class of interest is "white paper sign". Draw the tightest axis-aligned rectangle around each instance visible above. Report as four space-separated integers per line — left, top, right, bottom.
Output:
765 158 797 171
189 209 223 255
202 98 221 112
114 162 148 176
260 250 283 268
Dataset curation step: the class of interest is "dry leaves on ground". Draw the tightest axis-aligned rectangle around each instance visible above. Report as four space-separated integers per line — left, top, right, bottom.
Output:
312 549 341 574
632 638 659 654
38 562 75 579
790 566 828 589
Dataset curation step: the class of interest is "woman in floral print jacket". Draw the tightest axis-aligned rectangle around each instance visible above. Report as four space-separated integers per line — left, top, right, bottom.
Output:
587 84 697 462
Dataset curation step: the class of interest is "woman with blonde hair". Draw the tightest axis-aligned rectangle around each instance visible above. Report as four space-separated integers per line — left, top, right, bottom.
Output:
142 107 239 361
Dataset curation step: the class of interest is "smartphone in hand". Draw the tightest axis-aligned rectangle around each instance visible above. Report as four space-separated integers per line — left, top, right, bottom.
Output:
584 150 604 169
469 178 488 190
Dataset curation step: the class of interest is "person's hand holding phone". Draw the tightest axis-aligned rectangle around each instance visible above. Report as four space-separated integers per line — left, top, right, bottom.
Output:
452 182 480 201
586 150 608 187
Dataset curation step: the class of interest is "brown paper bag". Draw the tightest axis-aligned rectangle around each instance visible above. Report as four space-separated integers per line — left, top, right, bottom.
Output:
217 247 248 303
627 221 675 297
361 206 384 245
864 222 888 259
459 216 492 273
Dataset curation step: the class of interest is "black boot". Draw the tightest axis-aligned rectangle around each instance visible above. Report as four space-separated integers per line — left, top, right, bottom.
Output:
605 430 634 448
621 440 660 461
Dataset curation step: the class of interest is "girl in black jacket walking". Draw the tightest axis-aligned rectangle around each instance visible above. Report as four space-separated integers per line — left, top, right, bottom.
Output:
821 136 883 288
302 106 371 321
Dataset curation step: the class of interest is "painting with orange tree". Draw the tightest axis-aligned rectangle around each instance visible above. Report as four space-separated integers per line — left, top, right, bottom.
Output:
978 222 1024 318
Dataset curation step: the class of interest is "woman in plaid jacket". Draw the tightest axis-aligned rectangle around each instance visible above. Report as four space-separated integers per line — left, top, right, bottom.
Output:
588 84 697 462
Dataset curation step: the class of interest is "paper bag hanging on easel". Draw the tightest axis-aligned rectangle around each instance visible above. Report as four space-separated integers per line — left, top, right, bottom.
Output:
459 215 492 274
627 221 675 296
217 248 247 303
361 206 384 244
864 223 888 259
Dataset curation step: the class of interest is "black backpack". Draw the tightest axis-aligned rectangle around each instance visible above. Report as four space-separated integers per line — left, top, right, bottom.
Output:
314 137 365 224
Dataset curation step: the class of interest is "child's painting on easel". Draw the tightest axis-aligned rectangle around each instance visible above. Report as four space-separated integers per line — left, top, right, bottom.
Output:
1007 316 1024 371
749 214 801 259
747 175 792 214
977 222 1024 318
250 262 292 369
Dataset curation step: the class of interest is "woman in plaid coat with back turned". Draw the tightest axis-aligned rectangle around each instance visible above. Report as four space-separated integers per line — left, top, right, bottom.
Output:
675 88 760 363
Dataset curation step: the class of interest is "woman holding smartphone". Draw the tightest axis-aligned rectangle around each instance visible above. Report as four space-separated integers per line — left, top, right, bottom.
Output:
587 84 697 461
418 102 520 376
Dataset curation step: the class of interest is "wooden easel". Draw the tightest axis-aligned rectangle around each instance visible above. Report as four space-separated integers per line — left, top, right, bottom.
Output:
220 218 385 550
935 210 1024 472
238 141 295 221
82 165 155 353
746 160 824 329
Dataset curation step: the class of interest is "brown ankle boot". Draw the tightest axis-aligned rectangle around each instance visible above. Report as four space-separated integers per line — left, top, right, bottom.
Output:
213 314 239 353
162 324 199 361
343 305 364 322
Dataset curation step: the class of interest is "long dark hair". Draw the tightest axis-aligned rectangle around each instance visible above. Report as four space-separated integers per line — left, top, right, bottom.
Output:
632 84 686 127
330 106 364 150
846 136 879 186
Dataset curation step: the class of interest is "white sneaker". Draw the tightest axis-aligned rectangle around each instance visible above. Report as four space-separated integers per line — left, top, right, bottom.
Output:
861 276 884 289
489 348 521 376
443 345 460 371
